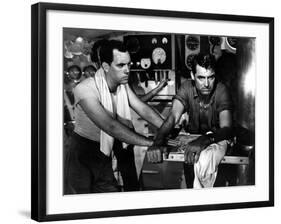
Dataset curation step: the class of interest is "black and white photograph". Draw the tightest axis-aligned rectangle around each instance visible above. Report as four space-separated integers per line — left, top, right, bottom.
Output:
63 29 255 194
31 2 274 222
2 0 281 224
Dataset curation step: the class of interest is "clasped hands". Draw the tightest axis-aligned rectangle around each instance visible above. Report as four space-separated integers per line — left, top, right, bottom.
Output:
146 145 167 163
147 135 210 164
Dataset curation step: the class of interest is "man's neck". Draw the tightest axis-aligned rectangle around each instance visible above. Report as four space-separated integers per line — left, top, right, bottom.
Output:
198 94 211 104
105 71 118 93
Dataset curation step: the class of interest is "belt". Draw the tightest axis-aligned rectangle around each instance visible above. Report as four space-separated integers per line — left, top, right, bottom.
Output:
72 132 100 146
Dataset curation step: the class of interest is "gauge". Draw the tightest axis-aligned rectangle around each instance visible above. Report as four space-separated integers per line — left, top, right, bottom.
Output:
226 37 238 49
152 38 157 44
152 47 167 65
209 36 221 46
186 36 200 51
75 36 84 43
186 54 197 70
64 50 73 59
126 37 140 53
67 67 82 82
162 37 168 44
140 58 151 69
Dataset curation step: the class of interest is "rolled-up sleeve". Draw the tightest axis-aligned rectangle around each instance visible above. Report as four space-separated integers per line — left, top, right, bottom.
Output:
172 80 191 112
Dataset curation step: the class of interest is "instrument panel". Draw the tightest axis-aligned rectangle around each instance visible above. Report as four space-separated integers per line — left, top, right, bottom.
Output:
124 34 175 100
209 36 238 54
124 35 172 70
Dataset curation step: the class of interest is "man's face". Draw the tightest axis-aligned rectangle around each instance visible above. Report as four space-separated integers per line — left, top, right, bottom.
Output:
107 49 131 84
194 64 215 96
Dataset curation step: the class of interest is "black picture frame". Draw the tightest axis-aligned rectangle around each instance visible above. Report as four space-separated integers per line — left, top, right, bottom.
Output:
31 2 274 222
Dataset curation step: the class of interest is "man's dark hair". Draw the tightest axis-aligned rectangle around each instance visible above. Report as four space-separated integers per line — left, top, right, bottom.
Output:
191 53 216 75
99 40 127 64
90 39 108 64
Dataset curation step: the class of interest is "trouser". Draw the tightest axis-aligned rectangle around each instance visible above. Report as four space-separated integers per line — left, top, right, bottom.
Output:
113 141 139 191
183 164 194 188
64 132 119 194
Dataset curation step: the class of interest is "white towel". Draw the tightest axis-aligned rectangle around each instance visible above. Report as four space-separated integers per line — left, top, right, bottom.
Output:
94 68 132 156
193 140 227 188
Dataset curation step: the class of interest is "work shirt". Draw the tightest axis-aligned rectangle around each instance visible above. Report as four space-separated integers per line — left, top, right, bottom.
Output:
174 80 232 134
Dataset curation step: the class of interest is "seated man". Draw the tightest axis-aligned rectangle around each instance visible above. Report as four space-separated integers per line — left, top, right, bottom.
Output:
147 53 233 188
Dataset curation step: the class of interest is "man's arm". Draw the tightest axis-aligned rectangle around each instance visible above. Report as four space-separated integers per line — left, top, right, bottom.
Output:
154 99 185 146
79 97 153 147
146 99 185 163
139 80 168 102
213 109 233 141
184 109 233 164
125 84 164 128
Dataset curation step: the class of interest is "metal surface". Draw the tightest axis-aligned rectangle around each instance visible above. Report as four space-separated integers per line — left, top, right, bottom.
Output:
163 152 249 165
236 38 256 136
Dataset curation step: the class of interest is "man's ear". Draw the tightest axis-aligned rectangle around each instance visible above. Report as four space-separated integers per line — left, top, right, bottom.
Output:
102 62 110 73
190 71 195 80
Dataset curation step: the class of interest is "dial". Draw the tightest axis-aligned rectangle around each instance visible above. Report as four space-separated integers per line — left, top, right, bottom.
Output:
162 37 168 44
186 54 197 70
140 58 151 69
209 36 221 46
126 37 140 53
152 47 167 65
226 37 238 49
152 38 157 44
186 36 200 51
67 67 82 82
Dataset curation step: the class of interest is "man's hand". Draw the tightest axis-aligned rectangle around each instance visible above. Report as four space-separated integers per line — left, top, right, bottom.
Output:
184 135 211 164
146 146 168 163
175 135 200 152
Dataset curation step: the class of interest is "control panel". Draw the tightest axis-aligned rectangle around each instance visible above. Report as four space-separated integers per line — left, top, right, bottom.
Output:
124 34 176 100
209 36 238 54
